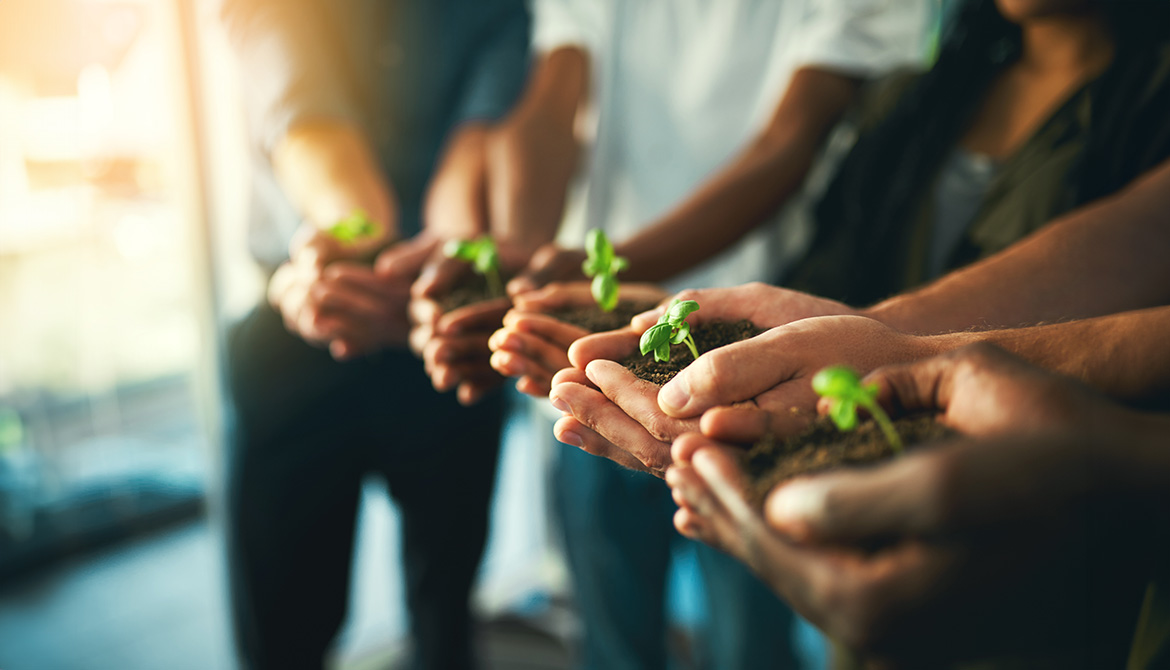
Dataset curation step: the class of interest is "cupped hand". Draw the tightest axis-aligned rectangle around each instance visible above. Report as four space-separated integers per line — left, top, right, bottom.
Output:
491 281 668 397
627 282 857 333
654 316 939 433
269 225 427 360
668 429 1130 665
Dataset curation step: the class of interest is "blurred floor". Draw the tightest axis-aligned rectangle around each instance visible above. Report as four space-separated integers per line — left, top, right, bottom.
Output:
0 519 234 670
0 516 573 670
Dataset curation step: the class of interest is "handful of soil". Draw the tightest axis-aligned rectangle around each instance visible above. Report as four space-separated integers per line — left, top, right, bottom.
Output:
545 300 660 334
741 414 955 508
622 320 763 385
439 272 511 313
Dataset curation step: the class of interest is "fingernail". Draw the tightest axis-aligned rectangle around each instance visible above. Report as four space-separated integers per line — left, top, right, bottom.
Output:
766 481 825 534
503 333 524 353
658 378 690 414
559 431 582 447
549 395 570 414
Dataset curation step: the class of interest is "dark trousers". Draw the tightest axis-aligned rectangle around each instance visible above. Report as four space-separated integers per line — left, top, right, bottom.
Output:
554 444 801 670
223 304 503 670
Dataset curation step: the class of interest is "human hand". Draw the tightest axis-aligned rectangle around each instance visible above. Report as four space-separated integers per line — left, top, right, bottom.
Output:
268 224 427 359
490 282 668 397
409 242 526 405
667 426 1146 664
505 243 587 296
560 315 938 465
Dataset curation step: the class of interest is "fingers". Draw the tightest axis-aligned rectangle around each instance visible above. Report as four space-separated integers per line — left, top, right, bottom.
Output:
584 359 699 443
436 298 511 336
489 320 580 383
658 329 796 418
374 234 438 280
699 406 815 445
549 377 673 474
501 311 589 349
511 281 595 312
414 254 470 301
567 329 642 369
552 415 654 474
507 244 585 296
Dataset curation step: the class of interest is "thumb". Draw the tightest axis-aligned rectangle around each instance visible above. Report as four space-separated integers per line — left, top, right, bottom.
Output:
763 453 945 544
290 225 337 271
507 244 577 296
657 328 794 418
413 253 467 301
375 235 438 281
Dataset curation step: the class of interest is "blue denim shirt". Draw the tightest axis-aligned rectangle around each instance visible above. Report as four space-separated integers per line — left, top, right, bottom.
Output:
220 0 531 267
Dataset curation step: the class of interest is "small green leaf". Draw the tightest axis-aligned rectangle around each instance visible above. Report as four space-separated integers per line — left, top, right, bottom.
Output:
329 211 377 243
829 399 858 431
444 239 473 260
670 321 690 344
812 365 863 399
640 323 672 356
655 342 671 362
594 274 619 312
612 256 629 273
475 245 499 274
666 299 700 325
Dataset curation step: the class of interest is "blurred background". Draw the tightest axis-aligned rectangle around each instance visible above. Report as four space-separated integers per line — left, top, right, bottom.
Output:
0 1 727 668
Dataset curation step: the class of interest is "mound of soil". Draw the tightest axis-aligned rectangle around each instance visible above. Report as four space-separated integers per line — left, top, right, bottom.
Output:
621 320 763 385
439 272 510 313
545 300 660 334
741 414 955 507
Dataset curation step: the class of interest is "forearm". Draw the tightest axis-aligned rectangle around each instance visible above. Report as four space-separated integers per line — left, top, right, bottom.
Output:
618 67 860 282
927 307 1170 402
491 47 589 251
272 120 395 235
868 157 1170 334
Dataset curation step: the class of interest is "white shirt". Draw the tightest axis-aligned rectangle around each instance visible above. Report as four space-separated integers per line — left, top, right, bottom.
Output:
535 0 932 291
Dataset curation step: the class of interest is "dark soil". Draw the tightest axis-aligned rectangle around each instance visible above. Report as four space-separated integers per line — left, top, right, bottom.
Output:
741 414 956 508
622 320 763 385
545 300 660 334
439 272 509 313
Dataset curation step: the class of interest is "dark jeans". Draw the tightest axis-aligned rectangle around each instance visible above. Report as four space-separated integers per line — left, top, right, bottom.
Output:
223 304 502 670
554 444 800 670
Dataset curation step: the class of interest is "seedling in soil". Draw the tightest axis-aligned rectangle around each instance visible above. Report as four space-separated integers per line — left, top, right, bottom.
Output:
329 210 378 243
811 365 903 453
639 299 700 363
444 235 504 298
581 229 629 312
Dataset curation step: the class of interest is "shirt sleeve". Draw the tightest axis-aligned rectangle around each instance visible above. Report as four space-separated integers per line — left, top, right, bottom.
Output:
793 0 933 77
451 4 532 126
218 0 363 155
531 0 607 54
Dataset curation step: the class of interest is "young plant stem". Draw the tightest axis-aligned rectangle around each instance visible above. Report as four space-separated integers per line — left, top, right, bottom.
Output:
486 268 504 300
861 399 903 453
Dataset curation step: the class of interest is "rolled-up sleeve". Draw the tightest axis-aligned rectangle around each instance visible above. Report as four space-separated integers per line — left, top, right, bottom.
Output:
452 3 532 126
219 0 363 154
532 0 606 54
793 0 932 77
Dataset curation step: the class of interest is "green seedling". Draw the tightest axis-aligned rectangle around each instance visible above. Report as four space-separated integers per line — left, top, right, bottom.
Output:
639 299 700 363
811 365 903 453
329 210 378 243
581 229 629 312
444 235 503 298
